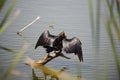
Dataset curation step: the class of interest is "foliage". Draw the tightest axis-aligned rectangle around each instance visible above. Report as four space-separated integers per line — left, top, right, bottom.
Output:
0 0 120 80
88 0 120 80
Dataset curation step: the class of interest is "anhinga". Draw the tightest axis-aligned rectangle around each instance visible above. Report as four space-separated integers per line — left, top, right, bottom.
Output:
35 30 83 62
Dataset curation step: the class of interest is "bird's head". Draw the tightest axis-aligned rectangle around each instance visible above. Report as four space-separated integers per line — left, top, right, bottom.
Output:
58 31 66 39
53 31 66 48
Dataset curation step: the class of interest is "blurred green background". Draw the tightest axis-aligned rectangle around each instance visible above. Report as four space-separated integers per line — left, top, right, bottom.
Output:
0 0 120 80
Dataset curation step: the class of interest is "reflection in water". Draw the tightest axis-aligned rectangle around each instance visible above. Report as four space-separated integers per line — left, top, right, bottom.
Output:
32 69 40 80
32 67 68 80
25 57 82 80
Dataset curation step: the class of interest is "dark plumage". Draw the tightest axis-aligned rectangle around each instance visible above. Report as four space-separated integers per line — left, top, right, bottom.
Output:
62 37 83 62
35 30 66 53
35 30 83 62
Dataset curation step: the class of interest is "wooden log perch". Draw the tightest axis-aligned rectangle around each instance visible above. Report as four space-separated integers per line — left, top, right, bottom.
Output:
24 53 70 80
36 53 70 65
25 52 70 66
24 54 82 80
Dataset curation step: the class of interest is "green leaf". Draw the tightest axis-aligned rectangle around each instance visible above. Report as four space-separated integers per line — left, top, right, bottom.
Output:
106 0 120 41
106 19 120 79
0 0 6 11
103 49 108 80
0 46 18 54
0 0 17 32
1 43 29 80
88 0 95 39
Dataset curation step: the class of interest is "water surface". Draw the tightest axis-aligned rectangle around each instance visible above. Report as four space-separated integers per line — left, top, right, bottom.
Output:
0 0 119 80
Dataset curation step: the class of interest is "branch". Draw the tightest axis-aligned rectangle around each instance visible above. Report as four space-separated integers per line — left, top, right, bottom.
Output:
36 53 70 65
25 56 82 80
24 54 69 77
25 52 70 67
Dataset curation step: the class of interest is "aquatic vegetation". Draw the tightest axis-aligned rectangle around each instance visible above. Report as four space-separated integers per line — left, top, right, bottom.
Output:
0 0 120 80
0 0 17 34
88 0 120 80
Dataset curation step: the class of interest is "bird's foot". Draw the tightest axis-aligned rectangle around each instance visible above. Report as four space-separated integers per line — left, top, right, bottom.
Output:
58 53 71 59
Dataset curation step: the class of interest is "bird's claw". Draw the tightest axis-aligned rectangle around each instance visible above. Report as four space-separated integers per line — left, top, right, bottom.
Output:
58 53 71 59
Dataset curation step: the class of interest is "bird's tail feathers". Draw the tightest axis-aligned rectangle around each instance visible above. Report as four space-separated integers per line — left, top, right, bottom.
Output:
76 46 83 62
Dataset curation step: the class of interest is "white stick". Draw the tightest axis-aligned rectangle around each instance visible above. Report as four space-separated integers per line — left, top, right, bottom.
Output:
18 16 40 33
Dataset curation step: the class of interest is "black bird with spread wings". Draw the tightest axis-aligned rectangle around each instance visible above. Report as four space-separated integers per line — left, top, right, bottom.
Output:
35 30 83 62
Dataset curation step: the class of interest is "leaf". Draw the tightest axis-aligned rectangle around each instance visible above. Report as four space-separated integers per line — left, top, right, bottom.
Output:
106 0 120 41
0 9 20 34
0 0 6 11
106 19 120 79
103 49 108 80
1 43 29 80
0 46 18 54
88 0 95 39
0 0 17 32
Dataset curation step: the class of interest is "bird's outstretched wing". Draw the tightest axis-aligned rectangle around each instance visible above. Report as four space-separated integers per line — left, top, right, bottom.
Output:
35 30 57 49
62 37 83 62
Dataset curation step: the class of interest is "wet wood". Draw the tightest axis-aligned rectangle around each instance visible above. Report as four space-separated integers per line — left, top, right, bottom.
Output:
36 53 70 65
25 55 82 80
25 55 68 80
